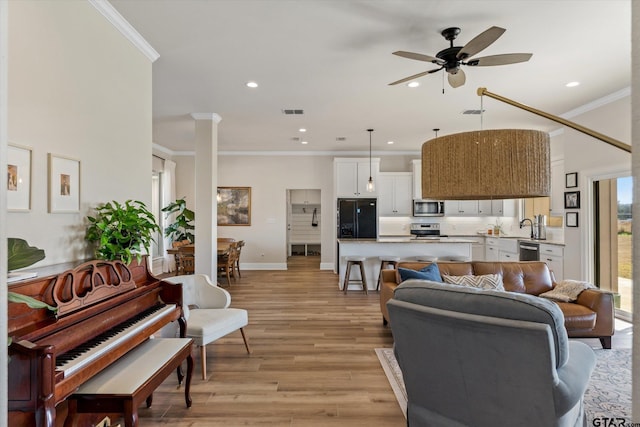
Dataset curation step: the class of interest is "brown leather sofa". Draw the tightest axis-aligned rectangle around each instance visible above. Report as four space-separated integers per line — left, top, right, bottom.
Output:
380 261 615 349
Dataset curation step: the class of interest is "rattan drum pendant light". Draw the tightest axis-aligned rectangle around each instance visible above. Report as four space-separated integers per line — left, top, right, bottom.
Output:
421 129 550 200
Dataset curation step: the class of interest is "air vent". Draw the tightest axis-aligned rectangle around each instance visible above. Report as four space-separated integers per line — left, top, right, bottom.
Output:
462 109 485 115
336 137 347 142
282 109 304 115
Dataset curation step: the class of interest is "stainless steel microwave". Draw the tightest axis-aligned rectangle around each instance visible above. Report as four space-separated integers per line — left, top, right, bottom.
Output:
412 200 445 217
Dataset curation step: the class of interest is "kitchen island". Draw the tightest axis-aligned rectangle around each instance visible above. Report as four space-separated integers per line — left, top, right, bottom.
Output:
337 237 474 291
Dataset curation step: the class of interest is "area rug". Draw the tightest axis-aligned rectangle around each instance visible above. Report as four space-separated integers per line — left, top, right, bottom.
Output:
376 347 632 423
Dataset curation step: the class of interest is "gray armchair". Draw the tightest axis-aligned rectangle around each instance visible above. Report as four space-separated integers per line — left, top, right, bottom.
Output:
387 279 596 427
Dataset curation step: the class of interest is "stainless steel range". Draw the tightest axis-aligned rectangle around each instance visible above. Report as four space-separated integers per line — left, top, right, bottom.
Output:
410 223 443 239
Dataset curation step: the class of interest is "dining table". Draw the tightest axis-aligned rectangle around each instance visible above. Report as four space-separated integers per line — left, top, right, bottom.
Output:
166 242 231 256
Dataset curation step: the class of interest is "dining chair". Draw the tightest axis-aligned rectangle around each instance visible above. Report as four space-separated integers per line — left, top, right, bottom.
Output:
176 250 195 275
218 241 238 285
235 240 245 278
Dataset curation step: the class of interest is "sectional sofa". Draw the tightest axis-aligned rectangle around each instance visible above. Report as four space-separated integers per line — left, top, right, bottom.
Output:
380 261 615 348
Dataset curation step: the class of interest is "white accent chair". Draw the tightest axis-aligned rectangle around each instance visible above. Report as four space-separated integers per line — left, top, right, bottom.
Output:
164 274 251 379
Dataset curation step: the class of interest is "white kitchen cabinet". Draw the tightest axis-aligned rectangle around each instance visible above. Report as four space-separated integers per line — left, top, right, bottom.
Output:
465 236 485 261
485 237 500 261
290 189 320 205
498 238 519 262
550 160 565 215
540 243 564 281
445 200 479 216
335 158 380 197
412 159 422 199
477 199 516 216
378 172 412 216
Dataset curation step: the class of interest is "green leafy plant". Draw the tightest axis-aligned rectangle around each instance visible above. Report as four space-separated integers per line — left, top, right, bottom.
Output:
8 238 45 271
7 238 56 347
85 200 160 265
162 197 195 244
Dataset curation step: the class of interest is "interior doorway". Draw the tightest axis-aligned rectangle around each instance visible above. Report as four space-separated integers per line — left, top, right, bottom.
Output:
286 189 321 269
594 176 633 320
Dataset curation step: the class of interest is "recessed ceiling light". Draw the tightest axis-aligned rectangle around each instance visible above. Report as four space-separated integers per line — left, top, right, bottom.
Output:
387 141 394 145
566 81 580 88
407 82 420 88
299 128 307 132
246 81 258 88
301 140 308 145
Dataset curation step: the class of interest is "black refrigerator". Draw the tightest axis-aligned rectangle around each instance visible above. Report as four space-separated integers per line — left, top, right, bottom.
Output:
337 198 377 239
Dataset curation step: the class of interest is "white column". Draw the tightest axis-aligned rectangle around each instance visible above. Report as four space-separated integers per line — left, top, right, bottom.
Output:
191 113 221 280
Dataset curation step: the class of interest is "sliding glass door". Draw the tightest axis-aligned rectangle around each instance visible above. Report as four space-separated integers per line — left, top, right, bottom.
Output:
595 176 633 319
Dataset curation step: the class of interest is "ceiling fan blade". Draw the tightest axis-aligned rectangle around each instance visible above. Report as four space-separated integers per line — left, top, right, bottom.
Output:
393 50 442 64
457 26 506 60
466 53 533 66
388 69 440 85
448 69 466 88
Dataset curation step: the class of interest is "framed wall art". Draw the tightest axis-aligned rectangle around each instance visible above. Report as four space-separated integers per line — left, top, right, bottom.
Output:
217 186 251 226
48 154 80 213
7 144 32 212
565 172 578 188
566 212 579 228
564 191 580 209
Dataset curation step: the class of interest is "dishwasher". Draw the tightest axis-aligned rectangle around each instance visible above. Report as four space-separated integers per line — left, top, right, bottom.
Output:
519 241 540 261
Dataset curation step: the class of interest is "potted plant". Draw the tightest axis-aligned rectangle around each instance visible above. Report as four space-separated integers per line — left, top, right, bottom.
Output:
85 199 160 265
7 238 56 346
162 197 195 244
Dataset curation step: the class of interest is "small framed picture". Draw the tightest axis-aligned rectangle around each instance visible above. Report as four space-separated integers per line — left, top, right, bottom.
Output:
7 144 32 212
48 154 80 213
566 212 579 228
565 172 578 188
564 191 580 209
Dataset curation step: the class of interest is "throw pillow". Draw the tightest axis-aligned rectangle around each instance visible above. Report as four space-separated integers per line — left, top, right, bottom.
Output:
398 263 443 283
442 274 505 291
539 279 595 302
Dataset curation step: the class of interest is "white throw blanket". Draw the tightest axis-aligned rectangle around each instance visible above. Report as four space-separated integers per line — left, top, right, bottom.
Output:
539 279 596 302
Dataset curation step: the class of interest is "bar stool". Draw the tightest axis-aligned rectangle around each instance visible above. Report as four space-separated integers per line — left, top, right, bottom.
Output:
376 256 400 291
414 255 438 263
343 256 368 294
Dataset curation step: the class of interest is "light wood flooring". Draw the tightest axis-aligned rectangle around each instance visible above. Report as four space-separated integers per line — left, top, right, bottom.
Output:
139 257 404 426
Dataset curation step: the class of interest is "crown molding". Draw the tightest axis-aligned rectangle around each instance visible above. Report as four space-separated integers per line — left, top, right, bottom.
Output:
561 86 630 119
88 0 159 62
190 113 222 123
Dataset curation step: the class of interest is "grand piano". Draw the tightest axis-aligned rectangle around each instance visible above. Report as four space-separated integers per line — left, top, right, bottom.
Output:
7 257 187 427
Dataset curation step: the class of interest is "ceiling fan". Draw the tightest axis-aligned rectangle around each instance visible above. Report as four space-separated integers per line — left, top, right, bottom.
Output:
389 26 532 88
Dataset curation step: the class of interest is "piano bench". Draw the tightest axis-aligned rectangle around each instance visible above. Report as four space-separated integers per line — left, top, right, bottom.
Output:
64 338 193 427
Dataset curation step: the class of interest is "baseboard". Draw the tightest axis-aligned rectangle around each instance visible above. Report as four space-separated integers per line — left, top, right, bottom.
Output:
320 262 334 270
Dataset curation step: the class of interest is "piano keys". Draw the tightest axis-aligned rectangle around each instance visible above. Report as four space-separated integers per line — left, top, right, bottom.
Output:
7 257 186 427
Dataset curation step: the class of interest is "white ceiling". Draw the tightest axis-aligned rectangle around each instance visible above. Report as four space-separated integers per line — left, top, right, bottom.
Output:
109 0 631 154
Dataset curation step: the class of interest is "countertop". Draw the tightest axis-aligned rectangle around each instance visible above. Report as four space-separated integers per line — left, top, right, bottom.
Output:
374 234 565 246
338 237 476 244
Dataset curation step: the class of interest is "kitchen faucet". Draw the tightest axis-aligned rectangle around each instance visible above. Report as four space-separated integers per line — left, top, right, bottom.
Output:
519 218 535 239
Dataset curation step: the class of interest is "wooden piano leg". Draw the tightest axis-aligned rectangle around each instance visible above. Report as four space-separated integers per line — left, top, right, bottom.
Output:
123 399 138 427
185 351 194 408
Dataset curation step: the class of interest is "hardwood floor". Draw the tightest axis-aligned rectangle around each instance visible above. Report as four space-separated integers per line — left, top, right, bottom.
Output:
140 258 404 426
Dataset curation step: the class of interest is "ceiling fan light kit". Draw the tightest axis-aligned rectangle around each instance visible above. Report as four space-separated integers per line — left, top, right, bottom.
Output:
421 129 550 200
390 26 532 88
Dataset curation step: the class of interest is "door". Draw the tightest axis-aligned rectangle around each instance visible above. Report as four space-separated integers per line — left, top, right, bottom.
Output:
356 199 377 238
338 199 356 238
595 176 633 318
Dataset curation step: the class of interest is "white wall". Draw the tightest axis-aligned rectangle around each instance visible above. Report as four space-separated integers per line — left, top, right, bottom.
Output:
216 155 335 268
560 96 632 280
7 0 153 266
